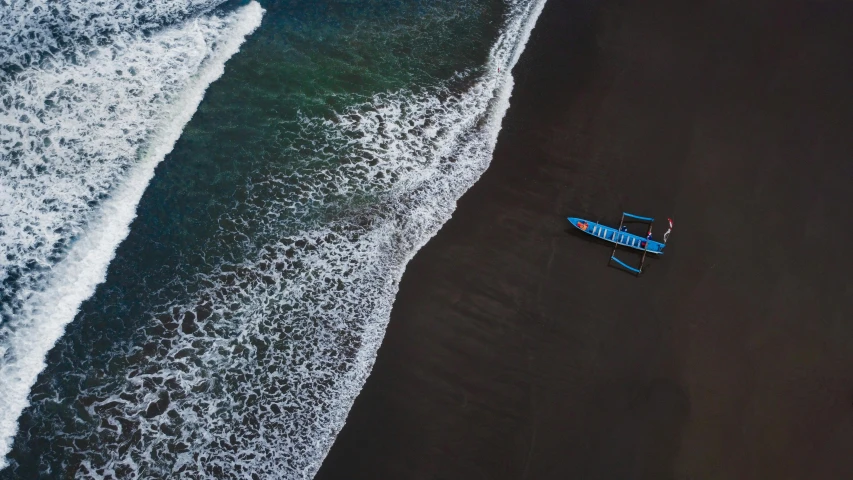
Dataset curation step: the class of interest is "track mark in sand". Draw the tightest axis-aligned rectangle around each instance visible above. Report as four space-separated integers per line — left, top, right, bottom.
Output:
533 237 559 331
520 419 539 480
544 237 558 275
520 367 539 480
538 237 558 301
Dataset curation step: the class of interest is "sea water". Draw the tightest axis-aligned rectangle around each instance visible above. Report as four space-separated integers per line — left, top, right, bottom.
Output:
0 0 545 477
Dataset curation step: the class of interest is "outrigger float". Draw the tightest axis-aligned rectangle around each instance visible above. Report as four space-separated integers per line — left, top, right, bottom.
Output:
567 212 673 276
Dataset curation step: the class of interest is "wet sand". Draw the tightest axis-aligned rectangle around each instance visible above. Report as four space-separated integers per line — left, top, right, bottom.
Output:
316 0 853 478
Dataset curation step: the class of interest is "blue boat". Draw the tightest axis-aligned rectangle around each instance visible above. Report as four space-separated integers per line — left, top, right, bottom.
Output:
567 212 672 276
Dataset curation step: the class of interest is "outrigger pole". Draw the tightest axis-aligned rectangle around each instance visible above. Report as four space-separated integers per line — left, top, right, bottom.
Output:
607 212 626 270
608 212 654 277
638 221 653 274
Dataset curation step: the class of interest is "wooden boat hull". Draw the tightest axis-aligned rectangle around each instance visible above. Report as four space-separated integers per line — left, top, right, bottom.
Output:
567 217 665 254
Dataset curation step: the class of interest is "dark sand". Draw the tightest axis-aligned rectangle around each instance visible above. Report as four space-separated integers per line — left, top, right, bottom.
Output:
316 0 853 478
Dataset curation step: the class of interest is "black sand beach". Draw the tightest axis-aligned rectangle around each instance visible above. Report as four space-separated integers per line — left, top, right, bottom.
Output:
316 0 853 478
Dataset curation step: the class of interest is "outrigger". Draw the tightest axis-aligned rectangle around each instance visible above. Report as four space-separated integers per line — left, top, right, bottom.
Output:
567 212 673 276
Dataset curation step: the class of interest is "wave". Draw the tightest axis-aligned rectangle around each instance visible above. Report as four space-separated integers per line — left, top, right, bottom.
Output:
0 0 223 69
0 2 264 469
34 0 549 478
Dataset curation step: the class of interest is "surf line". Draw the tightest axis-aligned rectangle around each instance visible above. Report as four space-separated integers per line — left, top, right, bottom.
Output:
0 2 264 469
308 0 550 476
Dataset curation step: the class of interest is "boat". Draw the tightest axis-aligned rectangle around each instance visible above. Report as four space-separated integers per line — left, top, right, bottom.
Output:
567 212 672 276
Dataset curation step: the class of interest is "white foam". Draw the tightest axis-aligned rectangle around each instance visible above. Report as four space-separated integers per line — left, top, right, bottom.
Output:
0 0 222 67
0 2 264 469
45 1 549 478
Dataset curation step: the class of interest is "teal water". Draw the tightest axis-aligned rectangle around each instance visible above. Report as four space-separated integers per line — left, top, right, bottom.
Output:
0 0 545 477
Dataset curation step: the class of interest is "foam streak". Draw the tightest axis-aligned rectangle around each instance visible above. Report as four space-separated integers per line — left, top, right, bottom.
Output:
0 2 264 469
47 0 549 477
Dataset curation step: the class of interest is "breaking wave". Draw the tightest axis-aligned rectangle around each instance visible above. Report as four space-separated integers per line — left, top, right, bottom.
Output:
0 0 222 69
30 0 548 478
0 0 549 477
0 1 264 469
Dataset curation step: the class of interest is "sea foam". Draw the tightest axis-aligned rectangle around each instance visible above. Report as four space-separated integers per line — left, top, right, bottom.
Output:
38 1 549 478
0 2 264 469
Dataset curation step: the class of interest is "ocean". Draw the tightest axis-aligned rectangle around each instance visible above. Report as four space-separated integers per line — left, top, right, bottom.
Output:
0 0 545 477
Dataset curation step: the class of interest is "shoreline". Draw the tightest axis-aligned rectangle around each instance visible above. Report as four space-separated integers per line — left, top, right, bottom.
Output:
317 0 853 478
